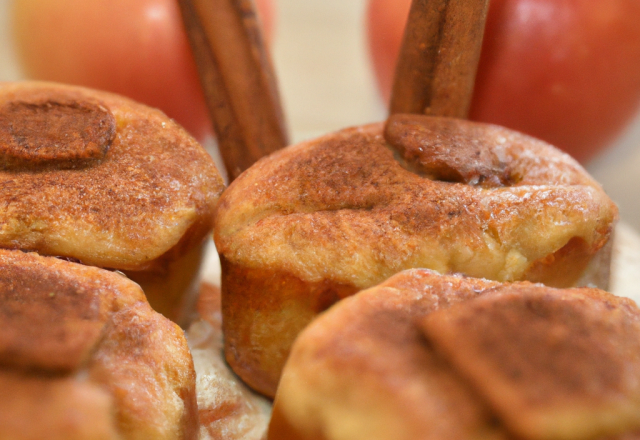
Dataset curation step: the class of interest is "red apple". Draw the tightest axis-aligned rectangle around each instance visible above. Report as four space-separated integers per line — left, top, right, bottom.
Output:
11 0 274 142
367 0 640 162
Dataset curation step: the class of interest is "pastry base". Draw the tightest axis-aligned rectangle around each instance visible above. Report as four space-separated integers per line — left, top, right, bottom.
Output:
187 283 271 440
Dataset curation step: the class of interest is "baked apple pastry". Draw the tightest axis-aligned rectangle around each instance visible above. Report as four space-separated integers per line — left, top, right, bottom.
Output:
214 114 618 396
0 81 225 324
269 269 640 440
0 249 198 440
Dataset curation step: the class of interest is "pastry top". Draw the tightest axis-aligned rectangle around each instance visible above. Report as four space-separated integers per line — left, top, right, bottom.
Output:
0 81 225 270
215 115 617 288
0 249 198 440
270 270 640 440
0 247 145 373
421 283 640 440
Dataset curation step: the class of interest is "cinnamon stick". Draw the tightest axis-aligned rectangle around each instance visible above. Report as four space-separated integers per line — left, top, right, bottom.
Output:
178 0 288 181
389 0 489 119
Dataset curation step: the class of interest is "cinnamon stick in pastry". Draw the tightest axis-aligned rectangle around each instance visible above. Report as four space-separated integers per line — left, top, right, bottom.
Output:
390 0 490 118
178 0 288 180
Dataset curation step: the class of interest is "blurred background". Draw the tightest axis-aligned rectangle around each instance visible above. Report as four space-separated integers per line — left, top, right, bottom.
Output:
1 0 640 232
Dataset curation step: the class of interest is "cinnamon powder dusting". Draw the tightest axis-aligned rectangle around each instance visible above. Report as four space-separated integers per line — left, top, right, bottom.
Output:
0 96 115 170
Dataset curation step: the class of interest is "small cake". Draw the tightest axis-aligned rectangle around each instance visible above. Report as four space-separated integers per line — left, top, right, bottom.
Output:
269 270 640 440
0 81 225 324
0 249 198 439
214 114 618 396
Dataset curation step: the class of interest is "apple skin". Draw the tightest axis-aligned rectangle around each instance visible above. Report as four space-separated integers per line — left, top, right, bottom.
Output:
367 0 640 162
11 0 274 142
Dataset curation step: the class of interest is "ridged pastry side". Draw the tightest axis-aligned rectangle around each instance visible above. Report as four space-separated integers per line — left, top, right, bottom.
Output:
188 283 272 440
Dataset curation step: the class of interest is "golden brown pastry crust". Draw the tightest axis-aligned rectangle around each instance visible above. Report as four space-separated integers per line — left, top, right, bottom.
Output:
0 81 224 321
0 248 145 373
268 270 640 440
214 115 618 396
0 249 198 440
0 81 224 270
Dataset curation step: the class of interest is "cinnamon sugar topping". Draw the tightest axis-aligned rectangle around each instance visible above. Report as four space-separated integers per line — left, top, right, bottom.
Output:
0 96 115 170
385 114 515 187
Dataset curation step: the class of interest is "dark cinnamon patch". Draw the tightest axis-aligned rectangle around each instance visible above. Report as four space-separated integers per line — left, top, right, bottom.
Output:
0 96 115 170
0 249 145 374
384 114 515 187
0 260 106 373
421 286 640 438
